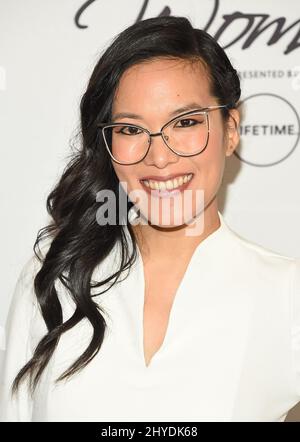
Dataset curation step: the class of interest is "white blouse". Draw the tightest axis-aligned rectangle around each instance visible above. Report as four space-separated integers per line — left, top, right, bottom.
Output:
1 211 300 422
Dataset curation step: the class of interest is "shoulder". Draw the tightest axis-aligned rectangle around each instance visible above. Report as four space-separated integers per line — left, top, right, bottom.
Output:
11 239 52 306
290 256 300 324
231 230 300 397
224 223 296 274
213 221 299 304
5 240 52 346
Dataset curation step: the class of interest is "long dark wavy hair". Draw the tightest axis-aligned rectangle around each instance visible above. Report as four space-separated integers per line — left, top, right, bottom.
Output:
12 15 241 394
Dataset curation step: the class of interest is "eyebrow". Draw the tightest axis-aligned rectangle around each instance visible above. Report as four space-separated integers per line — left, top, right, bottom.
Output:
112 102 205 122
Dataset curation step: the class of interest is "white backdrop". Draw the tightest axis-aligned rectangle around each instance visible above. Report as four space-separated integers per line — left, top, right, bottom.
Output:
1 0 300 396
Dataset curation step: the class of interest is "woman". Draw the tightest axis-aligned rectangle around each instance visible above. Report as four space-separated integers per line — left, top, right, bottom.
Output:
1 16 300 422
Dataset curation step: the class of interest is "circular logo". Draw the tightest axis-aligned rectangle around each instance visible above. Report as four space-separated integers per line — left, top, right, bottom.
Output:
235 93 300 167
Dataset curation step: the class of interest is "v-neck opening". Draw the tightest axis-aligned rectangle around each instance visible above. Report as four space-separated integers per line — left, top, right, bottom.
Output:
128 210 228 370
137 247 194 370
137 250 190 369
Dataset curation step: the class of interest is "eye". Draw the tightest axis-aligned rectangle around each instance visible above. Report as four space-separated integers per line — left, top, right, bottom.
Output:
115 126 143 135
174 118 200 128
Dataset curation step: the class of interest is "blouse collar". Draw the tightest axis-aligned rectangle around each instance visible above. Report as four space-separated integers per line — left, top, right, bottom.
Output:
92 210 234 295
124 208 232 261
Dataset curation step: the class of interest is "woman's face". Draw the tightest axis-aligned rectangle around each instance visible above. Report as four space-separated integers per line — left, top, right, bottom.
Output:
110 57 239 228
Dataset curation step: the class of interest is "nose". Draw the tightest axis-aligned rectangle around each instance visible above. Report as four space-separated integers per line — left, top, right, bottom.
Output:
143 132 179 168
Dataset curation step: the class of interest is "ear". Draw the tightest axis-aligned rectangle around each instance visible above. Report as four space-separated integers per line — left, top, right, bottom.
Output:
224 109 240 157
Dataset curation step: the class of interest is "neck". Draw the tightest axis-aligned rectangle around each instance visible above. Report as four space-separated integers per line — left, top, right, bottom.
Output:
131 200 221 263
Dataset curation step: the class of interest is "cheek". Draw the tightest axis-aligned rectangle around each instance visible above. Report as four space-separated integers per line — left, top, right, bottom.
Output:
191 126 226 190
208 121 226 154
194 127 225 170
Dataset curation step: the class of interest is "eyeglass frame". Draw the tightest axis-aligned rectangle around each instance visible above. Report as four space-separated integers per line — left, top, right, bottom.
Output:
97 104 230 165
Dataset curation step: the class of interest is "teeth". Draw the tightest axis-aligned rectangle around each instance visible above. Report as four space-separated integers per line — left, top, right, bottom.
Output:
166 180 173 190
142 173 193 191
159 181 166 191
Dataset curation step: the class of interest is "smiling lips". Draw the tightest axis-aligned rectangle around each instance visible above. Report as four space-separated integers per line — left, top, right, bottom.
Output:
140 173 193 195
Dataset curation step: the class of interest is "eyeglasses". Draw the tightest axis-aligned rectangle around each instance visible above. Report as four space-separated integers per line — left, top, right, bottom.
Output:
97 105 229 165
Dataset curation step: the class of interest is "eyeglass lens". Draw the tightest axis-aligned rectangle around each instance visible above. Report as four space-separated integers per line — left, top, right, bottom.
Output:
103 112 209 164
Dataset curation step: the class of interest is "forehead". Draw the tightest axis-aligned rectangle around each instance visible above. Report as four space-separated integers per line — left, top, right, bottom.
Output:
112 58 212 112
